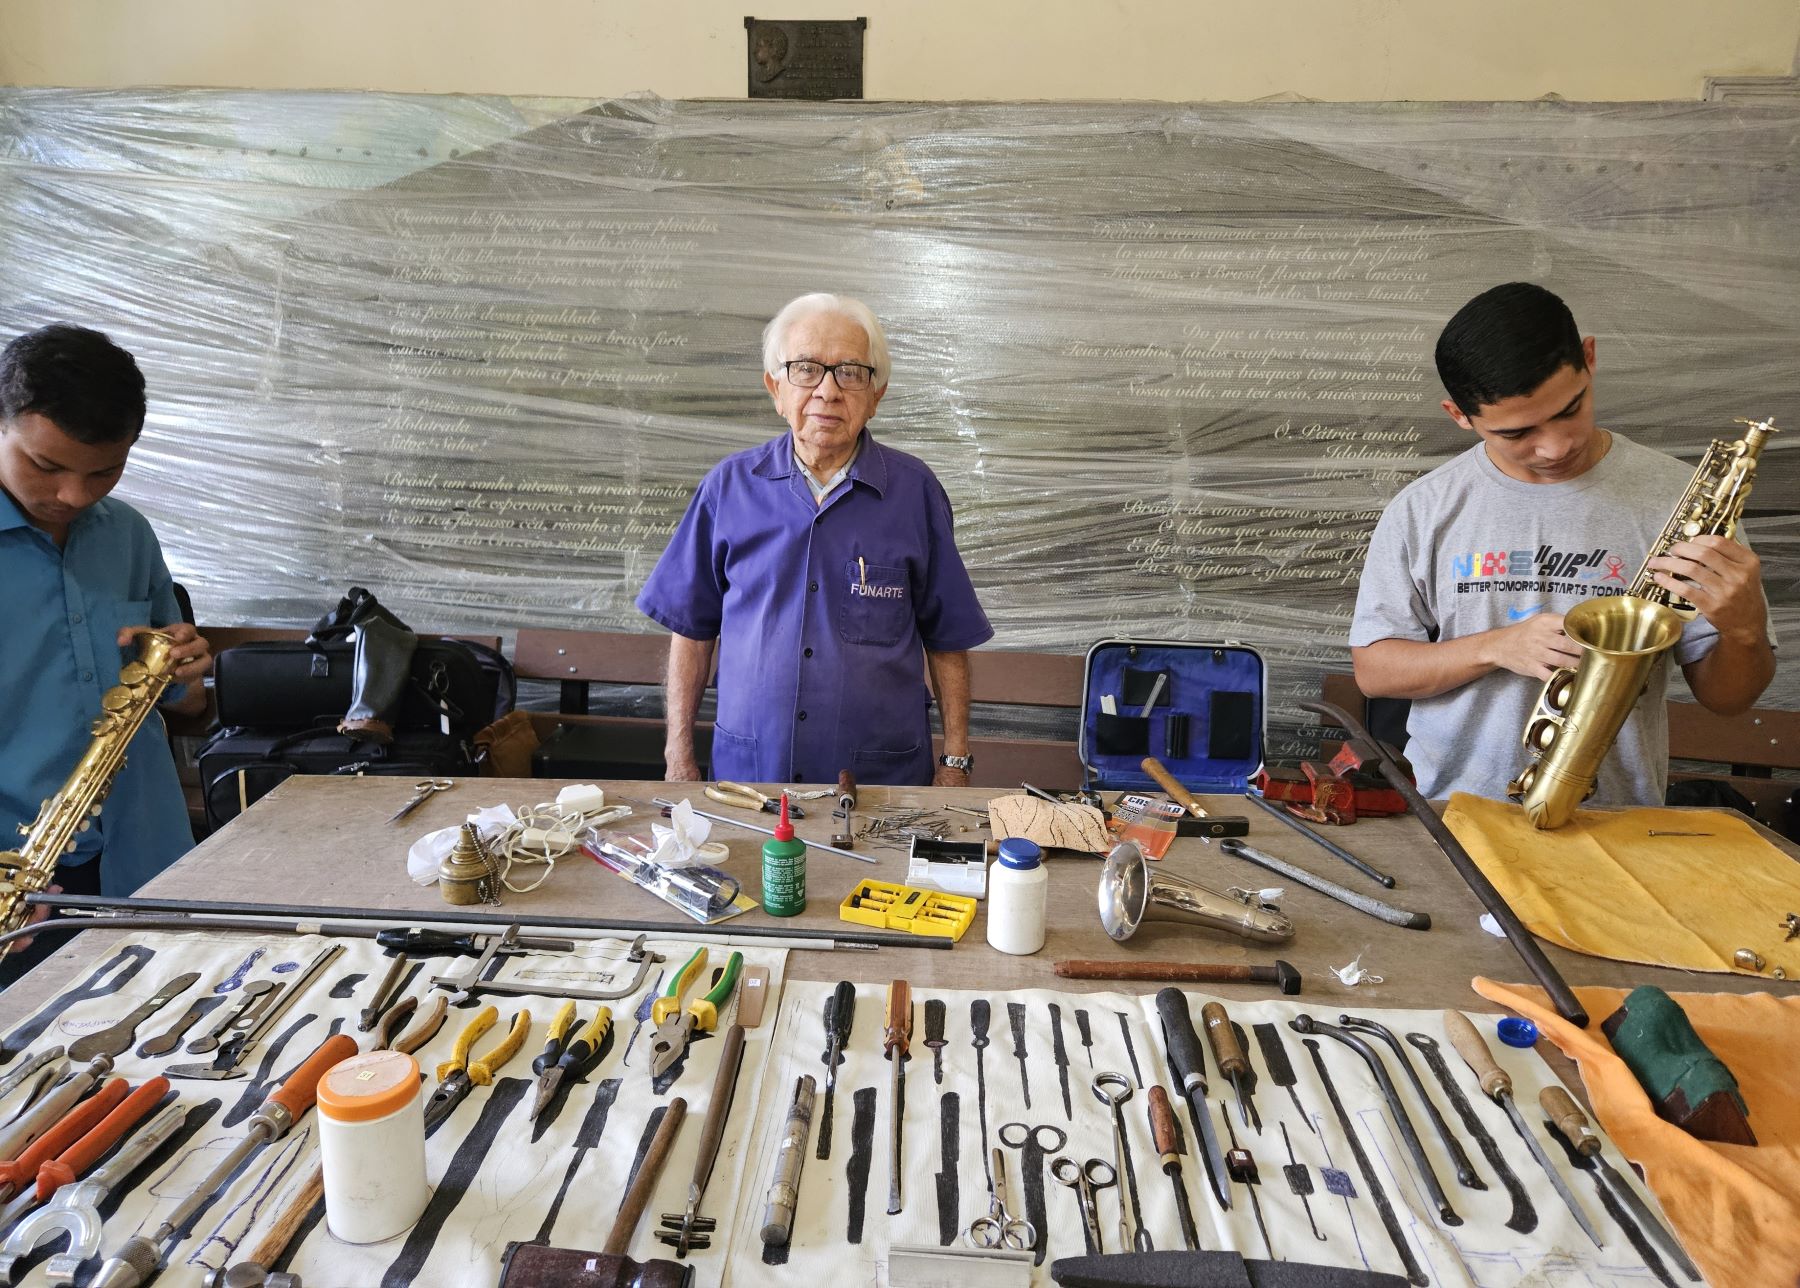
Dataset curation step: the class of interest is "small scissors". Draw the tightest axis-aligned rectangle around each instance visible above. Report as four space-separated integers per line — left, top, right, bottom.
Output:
966 1145 1036 1251
389 778 453 823
1051 1155 1119 1256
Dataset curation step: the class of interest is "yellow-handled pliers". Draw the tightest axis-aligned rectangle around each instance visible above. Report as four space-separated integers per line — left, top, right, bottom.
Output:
704 783 804 818
530 1007 614 1122
423 1006 531 1133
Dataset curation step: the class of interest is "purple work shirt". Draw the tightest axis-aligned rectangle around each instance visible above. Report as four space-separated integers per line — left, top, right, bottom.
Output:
637 429 993 786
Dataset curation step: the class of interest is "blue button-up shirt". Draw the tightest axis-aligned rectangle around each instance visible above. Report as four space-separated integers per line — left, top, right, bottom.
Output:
0 490 193 896
638 430 993 786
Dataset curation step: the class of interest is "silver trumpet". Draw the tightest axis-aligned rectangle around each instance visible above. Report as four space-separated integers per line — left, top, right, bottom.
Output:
1098 841 1295 944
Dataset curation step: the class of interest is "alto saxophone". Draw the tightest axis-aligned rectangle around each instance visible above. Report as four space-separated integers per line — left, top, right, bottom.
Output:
1509 417 1777 829
0 630 180 954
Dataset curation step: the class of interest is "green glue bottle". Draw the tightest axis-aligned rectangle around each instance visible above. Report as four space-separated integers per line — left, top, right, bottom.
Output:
762 792 807 917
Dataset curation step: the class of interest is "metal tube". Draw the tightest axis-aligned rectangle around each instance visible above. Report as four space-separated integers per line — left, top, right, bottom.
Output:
1301 700 1588 1027
1241 790 1397 887
652 798 876 865
1218 839 1430 930
20 893 945 951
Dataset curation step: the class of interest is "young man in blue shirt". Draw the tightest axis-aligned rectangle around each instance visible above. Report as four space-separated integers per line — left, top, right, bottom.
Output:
1 325 212 976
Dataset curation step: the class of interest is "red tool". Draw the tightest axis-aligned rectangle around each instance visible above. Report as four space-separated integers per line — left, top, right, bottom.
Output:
1253 754 1411 824
0 1077 169 1227
0 1078 131 1201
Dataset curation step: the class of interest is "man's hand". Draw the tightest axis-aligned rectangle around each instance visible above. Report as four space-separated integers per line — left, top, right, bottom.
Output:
932 764 970 789
664 750 702 782
1648 535 1768 643
118 621 213 686
1490 611 1583 681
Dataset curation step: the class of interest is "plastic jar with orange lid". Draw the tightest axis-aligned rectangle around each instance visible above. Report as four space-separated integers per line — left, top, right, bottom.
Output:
316 1049 430 1244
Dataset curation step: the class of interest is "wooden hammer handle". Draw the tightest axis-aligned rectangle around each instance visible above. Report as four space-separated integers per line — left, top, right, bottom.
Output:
1056 960 1263 983
244 1164 325 1269
1141 758 1206 817
604 1097 687 1255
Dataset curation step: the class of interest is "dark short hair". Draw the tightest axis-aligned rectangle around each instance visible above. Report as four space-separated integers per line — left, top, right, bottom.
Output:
0 324 147 445
1435 283 1586 418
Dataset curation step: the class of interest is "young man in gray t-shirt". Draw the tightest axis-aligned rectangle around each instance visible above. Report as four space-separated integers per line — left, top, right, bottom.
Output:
1349 283 1775 805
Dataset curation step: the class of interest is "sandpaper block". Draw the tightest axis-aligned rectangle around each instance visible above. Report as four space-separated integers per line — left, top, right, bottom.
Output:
497 1241 694 1288
1051 1250 1410 1287
1601 985 1755 1145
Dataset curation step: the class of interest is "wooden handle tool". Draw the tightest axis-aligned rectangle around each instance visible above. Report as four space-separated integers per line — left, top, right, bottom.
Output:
1142 757 1206 816
604 1098 687 1255
1442 1010 1511 1100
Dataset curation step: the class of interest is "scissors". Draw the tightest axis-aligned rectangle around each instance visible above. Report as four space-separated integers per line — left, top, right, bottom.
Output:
1051 1155 1119 1256
966 1145 1036 1251
389 779 453 823
997 1121 1066 1262
703 782 805 818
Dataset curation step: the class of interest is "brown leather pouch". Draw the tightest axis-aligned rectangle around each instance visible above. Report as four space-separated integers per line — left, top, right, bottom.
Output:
474 710 540 778
496 1241 694 1288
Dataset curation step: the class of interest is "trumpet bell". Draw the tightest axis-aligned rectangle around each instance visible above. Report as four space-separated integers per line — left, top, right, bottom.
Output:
1097 841 1295 945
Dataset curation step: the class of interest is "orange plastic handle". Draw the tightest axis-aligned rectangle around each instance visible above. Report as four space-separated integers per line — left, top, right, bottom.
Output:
36 1076 171 1199
268 1033 359 1122
0 1078 129 1191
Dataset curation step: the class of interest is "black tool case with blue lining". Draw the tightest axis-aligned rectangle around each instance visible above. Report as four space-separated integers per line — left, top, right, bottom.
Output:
1078 638 1266 794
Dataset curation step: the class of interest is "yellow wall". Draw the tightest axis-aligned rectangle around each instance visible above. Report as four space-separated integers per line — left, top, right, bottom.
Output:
0 1 1795 101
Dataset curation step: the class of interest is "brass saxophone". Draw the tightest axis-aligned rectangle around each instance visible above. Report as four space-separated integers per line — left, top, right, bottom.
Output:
0 630 180 954
1509 417 1777 829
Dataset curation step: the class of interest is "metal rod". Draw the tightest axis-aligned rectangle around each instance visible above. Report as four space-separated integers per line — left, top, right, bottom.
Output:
1242 790 1397 887
1219 839 1430 930
1301 700 1588 1027
653 798 876 865
19 894 945 951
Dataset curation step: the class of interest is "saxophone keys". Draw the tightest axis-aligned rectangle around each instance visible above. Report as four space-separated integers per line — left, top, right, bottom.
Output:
118 662 149 685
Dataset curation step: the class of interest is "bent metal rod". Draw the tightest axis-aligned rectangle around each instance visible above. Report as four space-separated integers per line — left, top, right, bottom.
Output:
16 893 945 952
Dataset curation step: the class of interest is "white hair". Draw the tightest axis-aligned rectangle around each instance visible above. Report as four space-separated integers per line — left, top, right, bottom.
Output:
761 293 891 391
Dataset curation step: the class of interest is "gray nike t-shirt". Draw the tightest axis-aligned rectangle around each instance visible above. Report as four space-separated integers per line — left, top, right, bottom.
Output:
1350 432 1724 805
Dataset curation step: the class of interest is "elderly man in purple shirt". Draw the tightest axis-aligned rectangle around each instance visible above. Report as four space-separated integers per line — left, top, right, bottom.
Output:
637 293 993 788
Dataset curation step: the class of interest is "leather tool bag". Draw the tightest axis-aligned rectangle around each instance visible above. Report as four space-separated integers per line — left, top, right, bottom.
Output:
213 639 508 740
197 725 469 832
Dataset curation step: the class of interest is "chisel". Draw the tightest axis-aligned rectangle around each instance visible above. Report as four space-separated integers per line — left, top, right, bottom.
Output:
1443 1011 1603 1248
1153 990 1230 1209
885 980 913 1216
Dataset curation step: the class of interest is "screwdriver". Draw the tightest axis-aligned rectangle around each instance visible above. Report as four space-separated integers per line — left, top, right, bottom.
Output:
534 1001 579 1076
1152 989 1230 1210
1540 1085 1701 1280
1148 1085 1201 1250
1201 1002 1257 1130
531 1008 613 1122
1443 1011 1604 1249
92 1032 357 1288
884 979 913 1216
816 980 855 1160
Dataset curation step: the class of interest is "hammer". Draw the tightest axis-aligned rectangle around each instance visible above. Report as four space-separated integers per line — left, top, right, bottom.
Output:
1053 959 1302 995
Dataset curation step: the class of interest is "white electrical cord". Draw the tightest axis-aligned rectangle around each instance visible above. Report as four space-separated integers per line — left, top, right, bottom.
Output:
487 801 631 893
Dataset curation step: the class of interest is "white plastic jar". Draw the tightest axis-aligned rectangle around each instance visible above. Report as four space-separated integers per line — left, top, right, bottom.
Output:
986 837 1048 955
316 1049 430 1244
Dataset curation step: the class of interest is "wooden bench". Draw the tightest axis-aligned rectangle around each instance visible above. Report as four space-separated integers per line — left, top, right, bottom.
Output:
512 628 1087 786
1320 672 1800 823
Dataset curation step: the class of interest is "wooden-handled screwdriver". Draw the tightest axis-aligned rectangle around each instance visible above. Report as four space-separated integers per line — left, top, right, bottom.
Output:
1148 1085 1200 1250
1540 1086 1701 1280
884 979 913 1216
1443 1011 1603 1249
1201 1002 1257 1130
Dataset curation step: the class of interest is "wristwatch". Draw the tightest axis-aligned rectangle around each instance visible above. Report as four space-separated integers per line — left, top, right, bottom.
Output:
938 753 974 772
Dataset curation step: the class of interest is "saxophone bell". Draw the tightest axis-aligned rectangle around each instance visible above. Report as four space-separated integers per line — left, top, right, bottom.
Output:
1097 840 1295 944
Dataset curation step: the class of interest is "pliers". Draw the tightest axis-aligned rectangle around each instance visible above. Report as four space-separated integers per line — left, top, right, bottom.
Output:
423 1005 531 1134
704 783 804 818
530 1007 614 1122
649 948 744 1080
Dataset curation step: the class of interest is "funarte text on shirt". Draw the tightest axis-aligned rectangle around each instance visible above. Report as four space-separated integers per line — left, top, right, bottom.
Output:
851 583 906 600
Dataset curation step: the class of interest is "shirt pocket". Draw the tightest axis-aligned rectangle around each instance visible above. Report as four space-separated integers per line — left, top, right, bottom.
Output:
835 560 912 647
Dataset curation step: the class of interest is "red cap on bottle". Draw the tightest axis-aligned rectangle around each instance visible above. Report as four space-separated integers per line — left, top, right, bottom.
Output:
774 792 795 841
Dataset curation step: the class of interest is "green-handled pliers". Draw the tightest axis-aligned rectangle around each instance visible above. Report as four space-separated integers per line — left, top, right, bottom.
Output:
648 947 744 1080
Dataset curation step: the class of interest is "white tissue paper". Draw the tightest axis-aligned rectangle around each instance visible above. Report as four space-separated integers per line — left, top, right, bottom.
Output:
644 799 714 869
405 804 519 885
1332 953 1384 987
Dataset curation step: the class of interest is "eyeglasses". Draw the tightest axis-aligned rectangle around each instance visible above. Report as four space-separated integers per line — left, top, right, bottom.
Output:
780 359 878 391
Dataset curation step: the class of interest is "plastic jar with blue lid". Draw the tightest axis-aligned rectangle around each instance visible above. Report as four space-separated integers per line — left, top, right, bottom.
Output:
987 837 1047 955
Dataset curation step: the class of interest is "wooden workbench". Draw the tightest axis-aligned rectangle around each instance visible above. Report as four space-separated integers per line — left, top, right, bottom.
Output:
8 775 1791 1019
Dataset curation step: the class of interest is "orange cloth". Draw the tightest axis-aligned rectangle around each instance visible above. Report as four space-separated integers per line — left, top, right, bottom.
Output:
1445 794 1800 977
1474 977 1800 1288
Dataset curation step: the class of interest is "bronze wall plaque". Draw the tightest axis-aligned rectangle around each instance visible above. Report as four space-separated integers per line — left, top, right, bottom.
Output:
745 18 866 100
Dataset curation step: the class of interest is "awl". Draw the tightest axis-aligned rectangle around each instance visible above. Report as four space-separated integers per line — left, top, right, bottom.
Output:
1444 1011 1603 1249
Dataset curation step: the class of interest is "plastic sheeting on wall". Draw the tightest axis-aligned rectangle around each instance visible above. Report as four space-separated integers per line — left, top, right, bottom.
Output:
0 91 1793 757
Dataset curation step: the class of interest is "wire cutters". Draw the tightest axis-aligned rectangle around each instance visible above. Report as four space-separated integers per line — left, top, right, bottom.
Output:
704 783 803 818
649 948 744 1079
531 1007 614 1121
389 778 454 823
424 1006 531 1133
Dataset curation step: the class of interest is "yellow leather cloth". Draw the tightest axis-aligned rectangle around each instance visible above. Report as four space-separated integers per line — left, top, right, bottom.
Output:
1475 978 1800 1288
1445 793 1800 976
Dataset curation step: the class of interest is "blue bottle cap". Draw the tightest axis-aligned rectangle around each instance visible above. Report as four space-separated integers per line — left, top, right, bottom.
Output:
996 838 1042 870
1497 1017 1539 1048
